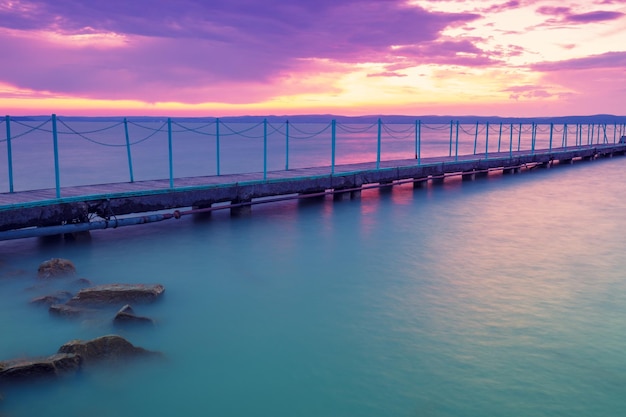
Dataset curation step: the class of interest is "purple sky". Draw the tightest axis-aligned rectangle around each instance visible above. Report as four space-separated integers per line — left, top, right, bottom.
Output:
0 0 625 116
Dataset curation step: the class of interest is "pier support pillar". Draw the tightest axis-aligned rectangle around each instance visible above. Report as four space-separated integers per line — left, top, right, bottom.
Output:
350 189 362 199
475 171 488 178
431 176 445 185
231 200 252 216
503 167 520 175
560 159 573 165
413 178 427 189
462 171 475 181
333 190 351 201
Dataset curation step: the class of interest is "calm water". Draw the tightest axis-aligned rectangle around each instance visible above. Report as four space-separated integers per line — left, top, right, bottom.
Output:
2 151 626 416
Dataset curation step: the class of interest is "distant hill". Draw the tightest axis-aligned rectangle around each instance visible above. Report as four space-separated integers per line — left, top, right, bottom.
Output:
10 114 626 124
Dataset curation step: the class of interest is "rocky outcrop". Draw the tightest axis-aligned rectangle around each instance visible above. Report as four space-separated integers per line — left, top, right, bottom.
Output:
37 258 77 279
0 335 160 385
0 353 82 383
113 304 154 326
67 284 165 306
58 335 160 364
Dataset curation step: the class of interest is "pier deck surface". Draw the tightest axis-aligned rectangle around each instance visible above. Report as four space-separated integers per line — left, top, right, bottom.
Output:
2 144 625 238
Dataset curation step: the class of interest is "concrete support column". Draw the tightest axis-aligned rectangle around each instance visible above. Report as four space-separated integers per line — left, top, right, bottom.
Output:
431 176 445 185
462 171 475 181
231 200 252 216
413 178 427 188
333 190 351 201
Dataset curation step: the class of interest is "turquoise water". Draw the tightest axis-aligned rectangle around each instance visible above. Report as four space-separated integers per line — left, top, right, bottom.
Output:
2 156 626 416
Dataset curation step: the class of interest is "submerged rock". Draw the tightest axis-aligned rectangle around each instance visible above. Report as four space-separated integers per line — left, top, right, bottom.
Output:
58 335 161 364
48 303 96 318
67 283 165 306
30 291 74 306
37 258 76 279
0 353 82 383
113 304 154 326
1 335 160 385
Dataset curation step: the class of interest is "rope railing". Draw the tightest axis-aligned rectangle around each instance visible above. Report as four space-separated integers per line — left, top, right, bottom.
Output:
1 115 625 198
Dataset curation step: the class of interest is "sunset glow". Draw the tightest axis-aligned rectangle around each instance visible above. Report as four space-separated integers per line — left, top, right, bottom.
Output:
0 0 624 117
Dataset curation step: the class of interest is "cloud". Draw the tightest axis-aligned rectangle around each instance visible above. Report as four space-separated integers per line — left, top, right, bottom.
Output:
531 51 626 71
0 0 481 103
534 5 624 26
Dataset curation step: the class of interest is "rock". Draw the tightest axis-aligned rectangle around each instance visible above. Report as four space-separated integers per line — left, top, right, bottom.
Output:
49 304 96 318
67 284 165 306
0 353 82 383
30 291 74 306
113 304 154 326
58 335 160 364
37 258 76 279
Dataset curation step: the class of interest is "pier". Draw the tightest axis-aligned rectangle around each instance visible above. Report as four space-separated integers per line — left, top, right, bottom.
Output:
1 116 626 240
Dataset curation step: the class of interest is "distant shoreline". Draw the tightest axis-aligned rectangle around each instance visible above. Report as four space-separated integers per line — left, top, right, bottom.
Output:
8 114 626 124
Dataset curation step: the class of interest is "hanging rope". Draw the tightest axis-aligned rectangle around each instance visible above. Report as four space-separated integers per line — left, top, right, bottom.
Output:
56 119 126 147
6 118 53 139
288 122 332 139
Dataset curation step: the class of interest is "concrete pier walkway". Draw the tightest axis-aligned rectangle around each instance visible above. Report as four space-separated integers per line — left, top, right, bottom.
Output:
1 144 625 240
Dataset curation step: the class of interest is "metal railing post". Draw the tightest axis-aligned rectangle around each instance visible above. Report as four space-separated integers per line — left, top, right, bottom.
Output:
263 118 267 180
168 118 174 188
416 120 421 164
376 118 382 169
473 121 478 155
5 115 14 193
285 120 290 171
52 114 61 198
497 122 502 152
331 120 336 174
517 123 522 151
216 118 221 176
454 121 459 161
531 122 536 154
123 118 134 183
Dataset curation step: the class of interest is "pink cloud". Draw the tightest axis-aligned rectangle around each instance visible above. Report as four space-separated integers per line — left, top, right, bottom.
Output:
0 0 481 103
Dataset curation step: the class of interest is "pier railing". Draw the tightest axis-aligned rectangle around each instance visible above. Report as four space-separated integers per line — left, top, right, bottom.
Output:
1 115 625 197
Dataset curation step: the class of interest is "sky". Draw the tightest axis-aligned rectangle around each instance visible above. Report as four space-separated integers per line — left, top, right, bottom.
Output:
0 0 625 117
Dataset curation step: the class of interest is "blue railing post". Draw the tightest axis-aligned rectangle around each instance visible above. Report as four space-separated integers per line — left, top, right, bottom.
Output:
509 123 513 159
517 123 522 151
485 122 490 158
448 120 453 157
52 114 61 198
473 122 478 155
531 122 536 154
549 123 553 152
168 118 174 188
563 123 567 148
497 122 502 152
285 120 290 171
454 121 459 161
376 118 382 169
123 118 134 183
331 120 336 174
263 118 268 180
216 118 221 176
416 120 421 164
5 115 14 193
